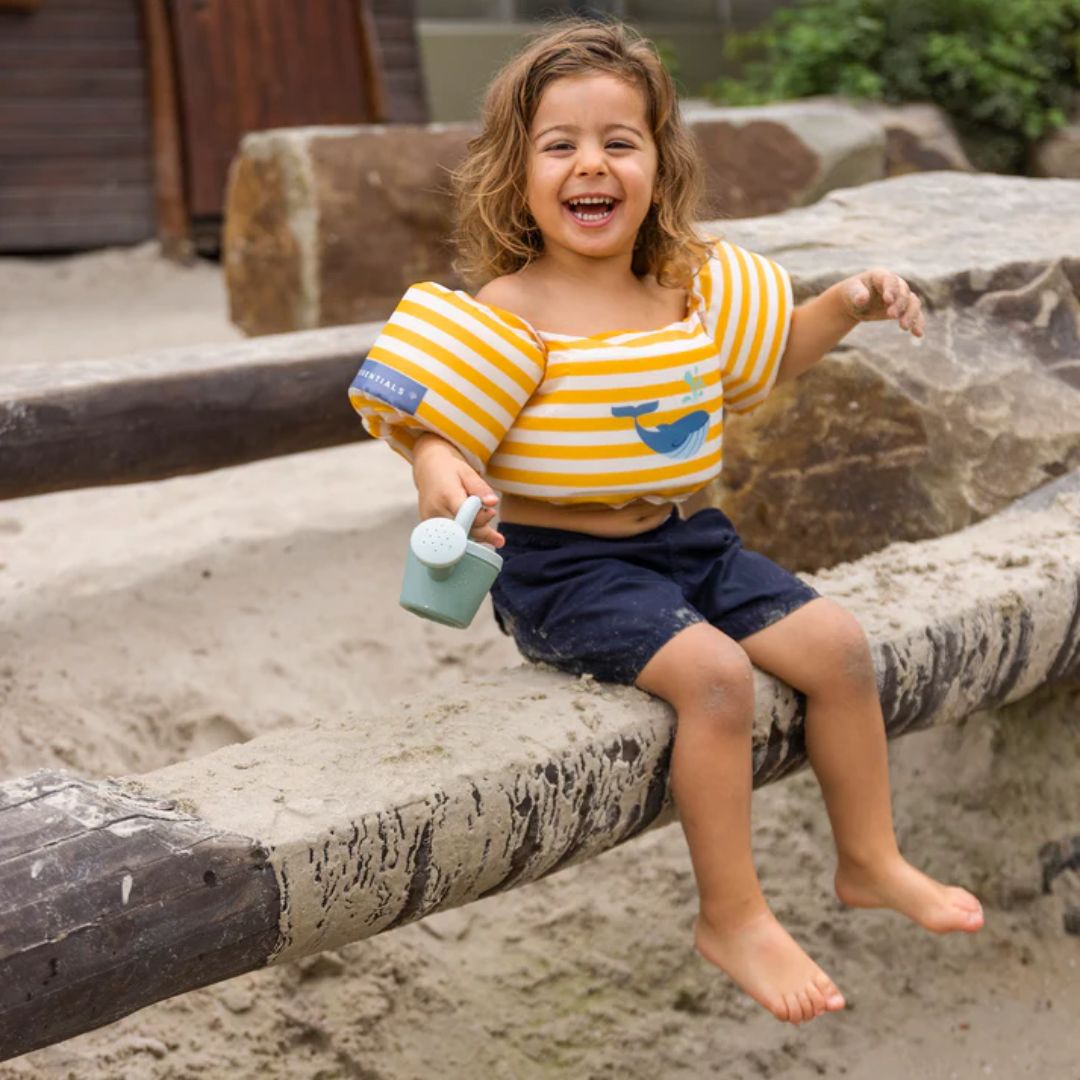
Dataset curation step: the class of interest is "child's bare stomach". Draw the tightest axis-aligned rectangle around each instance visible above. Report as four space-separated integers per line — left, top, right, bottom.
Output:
498 492 706 538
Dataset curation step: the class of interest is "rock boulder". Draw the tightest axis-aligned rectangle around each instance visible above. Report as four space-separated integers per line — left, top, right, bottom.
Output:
682 99 886 217
699 172 1080 570
1031 122 1080 180
224 124 476 336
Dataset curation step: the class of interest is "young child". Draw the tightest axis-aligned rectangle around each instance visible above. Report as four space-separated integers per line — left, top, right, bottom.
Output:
348 16 983 1025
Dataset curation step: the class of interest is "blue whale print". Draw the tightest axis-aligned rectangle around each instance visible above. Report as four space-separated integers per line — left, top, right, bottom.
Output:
610 401 710 461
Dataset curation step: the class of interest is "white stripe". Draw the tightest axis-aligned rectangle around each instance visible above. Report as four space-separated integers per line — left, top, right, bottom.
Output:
389 311 535 406
491 458 723 500
374 337 519 429
443 286 545 358
713 241 745 374
538 365 716 395
726 251 779 400
421 389 505 452
521 390 721 418
409 286 545 379
501 427 665 447
726 243 762 385
545 332 704 363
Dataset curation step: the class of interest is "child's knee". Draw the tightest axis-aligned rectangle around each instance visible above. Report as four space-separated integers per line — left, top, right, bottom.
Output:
817 605 876 697
683 643 755 733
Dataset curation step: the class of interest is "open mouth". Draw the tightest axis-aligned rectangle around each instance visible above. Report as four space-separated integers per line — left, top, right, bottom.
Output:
563 196 619 225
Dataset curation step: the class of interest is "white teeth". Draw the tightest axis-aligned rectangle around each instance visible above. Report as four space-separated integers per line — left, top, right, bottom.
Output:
567 197 615 222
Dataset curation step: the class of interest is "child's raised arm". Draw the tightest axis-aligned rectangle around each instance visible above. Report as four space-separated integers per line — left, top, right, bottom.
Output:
411 432 503 548
777 269 925 386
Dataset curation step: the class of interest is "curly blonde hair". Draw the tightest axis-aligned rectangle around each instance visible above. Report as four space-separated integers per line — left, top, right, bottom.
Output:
451 16 709 291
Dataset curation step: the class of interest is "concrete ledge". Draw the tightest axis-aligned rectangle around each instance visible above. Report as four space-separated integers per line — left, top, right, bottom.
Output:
2 472 1078 1060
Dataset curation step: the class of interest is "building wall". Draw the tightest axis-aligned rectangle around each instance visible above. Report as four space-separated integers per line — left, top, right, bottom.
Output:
0 0 156 252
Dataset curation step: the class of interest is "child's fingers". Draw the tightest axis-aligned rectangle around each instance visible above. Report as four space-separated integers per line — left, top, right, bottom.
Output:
474 523 505 548
906 295 926 337
457 467 497 499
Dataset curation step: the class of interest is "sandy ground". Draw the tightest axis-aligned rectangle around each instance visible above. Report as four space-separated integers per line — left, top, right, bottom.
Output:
1 246 1079 1080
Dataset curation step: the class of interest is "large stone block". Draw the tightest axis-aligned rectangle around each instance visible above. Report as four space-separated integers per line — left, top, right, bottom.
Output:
699 172 1080 570
1031 122 1080 180
224 124 476 336
683 99 886 217
825 98 974 176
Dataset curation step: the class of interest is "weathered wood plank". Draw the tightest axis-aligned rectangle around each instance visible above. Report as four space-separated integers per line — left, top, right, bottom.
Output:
0 326 379 500
0 774 279 1060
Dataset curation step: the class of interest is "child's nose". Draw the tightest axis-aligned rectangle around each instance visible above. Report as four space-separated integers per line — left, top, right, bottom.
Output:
576 150 608 174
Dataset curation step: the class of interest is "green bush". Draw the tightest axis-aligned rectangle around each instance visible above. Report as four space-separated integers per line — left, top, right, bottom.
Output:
704 0 1080 173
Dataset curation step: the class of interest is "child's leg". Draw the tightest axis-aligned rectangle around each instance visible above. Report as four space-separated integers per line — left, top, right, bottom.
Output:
635 622 846 1025
739 598 984 933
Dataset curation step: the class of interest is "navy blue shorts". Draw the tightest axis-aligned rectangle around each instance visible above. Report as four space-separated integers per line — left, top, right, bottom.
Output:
489 508 818 686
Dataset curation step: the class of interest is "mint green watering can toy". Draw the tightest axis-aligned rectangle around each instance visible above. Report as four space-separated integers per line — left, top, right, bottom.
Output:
400 495 503 628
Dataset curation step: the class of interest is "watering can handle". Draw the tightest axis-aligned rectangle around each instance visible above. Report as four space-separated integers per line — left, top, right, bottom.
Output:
454 495 484 535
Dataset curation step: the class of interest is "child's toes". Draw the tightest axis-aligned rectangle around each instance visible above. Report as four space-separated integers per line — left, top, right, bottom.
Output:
805 981 827 1016
767 994 790 1023
948 887 983 929
783 992 805 1024
814 973 845 1011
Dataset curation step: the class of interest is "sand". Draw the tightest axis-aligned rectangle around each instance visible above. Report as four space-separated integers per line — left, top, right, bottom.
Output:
1 246 1079 1080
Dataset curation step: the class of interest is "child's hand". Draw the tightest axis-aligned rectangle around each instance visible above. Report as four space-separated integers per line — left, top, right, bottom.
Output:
838 269 925 338
412 436 503 548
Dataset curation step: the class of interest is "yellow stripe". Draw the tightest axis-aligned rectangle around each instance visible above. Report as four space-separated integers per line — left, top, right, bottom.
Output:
739 250 770 382
398 295 541 395
498 421 723 459
379 325 522 420
543 339 717 379
727 257 788 408
350 392 401 416
414 399 491 463
532 366 720 406
488 444 722 487
720 243 752 377
367 344 505 440
414 282 546 366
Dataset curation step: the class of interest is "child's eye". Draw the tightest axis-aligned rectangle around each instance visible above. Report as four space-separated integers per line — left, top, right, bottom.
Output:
544 142 573 152
607 141 634 150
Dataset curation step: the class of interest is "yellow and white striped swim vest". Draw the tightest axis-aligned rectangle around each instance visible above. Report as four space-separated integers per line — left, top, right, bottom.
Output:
348 238 792 508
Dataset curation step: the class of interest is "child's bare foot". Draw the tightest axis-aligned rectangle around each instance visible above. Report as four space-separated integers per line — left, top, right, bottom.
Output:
835 853 984 934
693 908 846 1024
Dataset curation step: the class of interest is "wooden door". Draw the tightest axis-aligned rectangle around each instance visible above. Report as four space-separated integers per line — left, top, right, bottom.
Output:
169 0 379 221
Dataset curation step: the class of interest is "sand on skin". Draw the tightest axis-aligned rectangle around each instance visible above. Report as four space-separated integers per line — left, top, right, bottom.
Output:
0 246 1078 1080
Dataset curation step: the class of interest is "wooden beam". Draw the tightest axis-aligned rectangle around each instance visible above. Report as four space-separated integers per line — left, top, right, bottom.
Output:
138 0 192 260
355 0 388 123
0 771 279 1059
0 325 377 500
1 472 1079 1059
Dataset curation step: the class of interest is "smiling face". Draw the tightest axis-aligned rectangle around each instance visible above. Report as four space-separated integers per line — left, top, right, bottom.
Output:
525 73 659 265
